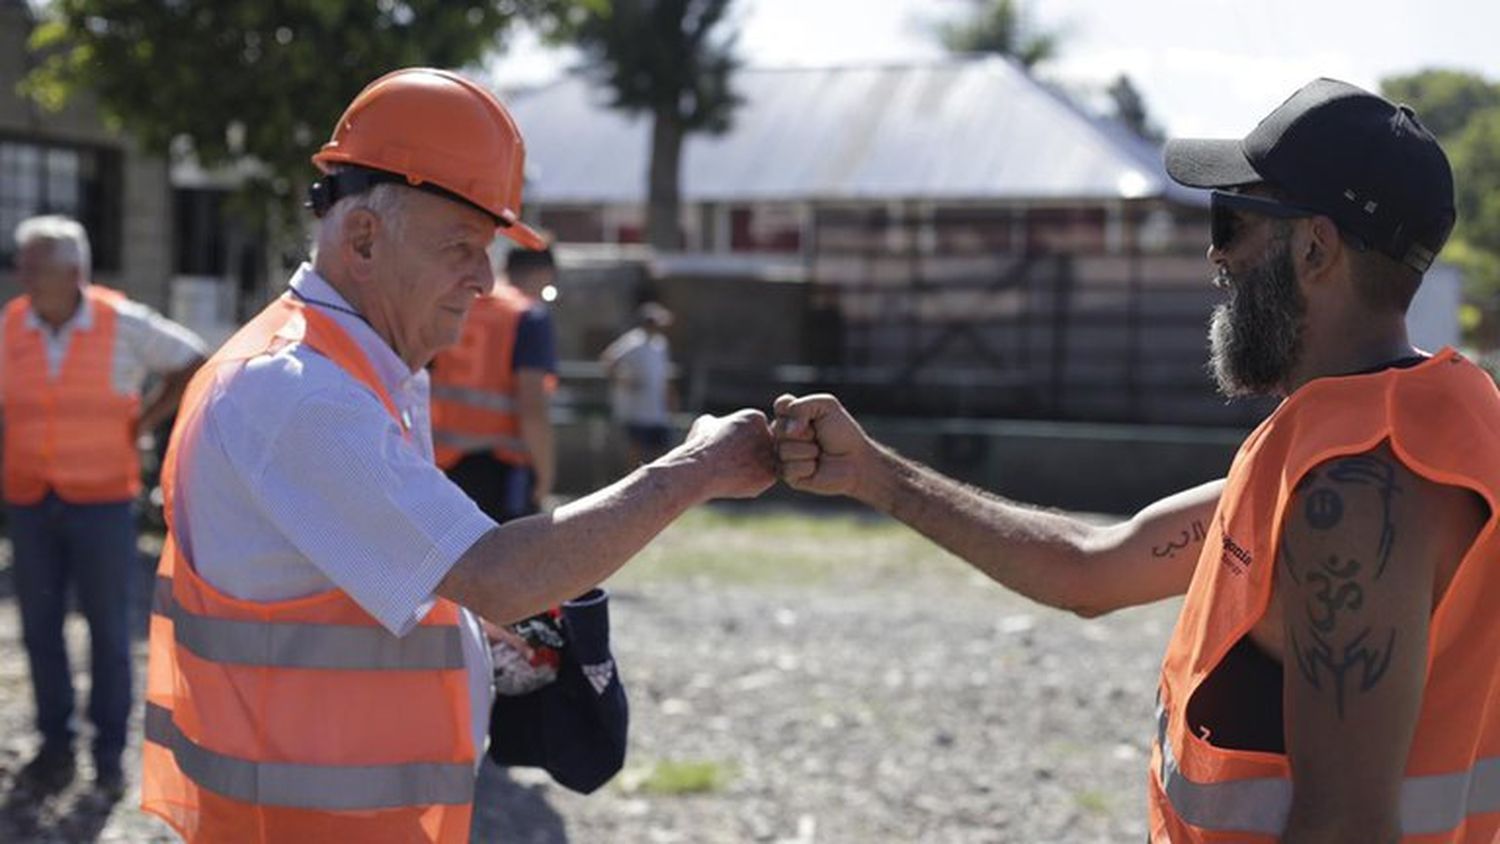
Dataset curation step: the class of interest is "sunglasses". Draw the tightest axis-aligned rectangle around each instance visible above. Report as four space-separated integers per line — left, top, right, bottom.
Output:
1209 190 1322 250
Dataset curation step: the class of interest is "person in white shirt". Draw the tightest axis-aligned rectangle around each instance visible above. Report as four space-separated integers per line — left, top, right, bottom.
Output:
3 215 206 794
143 68 774 841
600 302 677 465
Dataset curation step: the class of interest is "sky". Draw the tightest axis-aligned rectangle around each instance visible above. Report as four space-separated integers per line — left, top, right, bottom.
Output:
490 0 1500 139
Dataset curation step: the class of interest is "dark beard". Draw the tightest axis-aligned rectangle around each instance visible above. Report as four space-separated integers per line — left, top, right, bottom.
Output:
1207 227 1305 397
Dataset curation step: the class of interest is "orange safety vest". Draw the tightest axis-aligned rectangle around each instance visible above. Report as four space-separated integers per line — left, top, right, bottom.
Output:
430 285 533 469
142 294 475 843
1 286 141 505
1151 348 1500 842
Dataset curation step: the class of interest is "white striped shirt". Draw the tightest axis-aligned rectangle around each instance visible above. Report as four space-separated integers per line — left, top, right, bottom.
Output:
0 287 207 394
173 264 497 755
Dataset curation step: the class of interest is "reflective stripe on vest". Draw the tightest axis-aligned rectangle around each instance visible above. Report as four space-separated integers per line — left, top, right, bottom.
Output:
144 702 474 810
152 576 463 671
1154 705 1500 836
432 429 529 458
142 296 474 841
430 383 518 413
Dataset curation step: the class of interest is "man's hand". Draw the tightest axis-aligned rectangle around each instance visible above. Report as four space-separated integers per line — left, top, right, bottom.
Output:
678 409 776 500
772 393 875 499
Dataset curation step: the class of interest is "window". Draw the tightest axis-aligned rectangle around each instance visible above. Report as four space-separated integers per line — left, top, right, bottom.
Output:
0 137 121 271
174 188 227 275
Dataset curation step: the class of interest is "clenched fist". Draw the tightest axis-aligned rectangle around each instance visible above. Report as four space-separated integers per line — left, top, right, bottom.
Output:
772 393 875 499
679 409 777 500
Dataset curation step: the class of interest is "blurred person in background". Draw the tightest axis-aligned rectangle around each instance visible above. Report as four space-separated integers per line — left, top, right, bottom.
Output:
775 79 1498 842
601 302 677 466
141 67 773 843
3 214 206 794
431 246 558 523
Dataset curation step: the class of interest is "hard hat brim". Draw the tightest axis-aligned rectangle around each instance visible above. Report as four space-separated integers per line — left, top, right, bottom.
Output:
501 219 548 251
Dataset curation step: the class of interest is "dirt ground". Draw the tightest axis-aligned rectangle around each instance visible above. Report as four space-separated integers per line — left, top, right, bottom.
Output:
0 506 1181 843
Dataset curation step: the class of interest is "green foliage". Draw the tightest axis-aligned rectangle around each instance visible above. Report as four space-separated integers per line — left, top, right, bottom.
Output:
537 0 740 132
937 0 1059 70
531 0 742 250
1450 108 1500 258
23 0 529 228
1107 74 1161 143
1381 69 1500 330
628 759 734 795
1380 69 1500 139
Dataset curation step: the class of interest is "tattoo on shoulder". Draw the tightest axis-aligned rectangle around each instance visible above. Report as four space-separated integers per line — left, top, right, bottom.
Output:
1151 518 1207 558
1284 454 1404 719
1289 625 1396 719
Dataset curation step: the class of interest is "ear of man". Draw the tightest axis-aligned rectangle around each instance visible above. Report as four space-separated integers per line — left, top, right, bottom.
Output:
1292 215 1350 298
344 208 377 263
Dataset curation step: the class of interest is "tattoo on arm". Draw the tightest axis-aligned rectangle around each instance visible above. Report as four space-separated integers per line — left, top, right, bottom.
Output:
1151 519 1207 558
1282 455 1403 719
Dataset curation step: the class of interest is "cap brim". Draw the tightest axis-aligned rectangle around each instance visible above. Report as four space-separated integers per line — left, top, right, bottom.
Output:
1163 138 1263 189
500 220 548 251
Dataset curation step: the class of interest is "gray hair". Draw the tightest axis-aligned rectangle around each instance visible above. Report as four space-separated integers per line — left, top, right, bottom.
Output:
14 215 91 271
311 181 410 261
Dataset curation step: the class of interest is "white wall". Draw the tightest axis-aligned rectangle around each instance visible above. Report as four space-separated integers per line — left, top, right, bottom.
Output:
1407 261 1462 352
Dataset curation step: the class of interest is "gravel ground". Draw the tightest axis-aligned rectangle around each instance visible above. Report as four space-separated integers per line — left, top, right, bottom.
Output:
0 505 1181 843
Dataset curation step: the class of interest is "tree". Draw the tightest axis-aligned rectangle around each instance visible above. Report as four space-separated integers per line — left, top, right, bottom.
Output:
1381 70 1500 339
937 0 1059 71
1381 69 1500 139
24 0 529 234
539 0 740 253
1450 109 1500 265
1107 74 1162 143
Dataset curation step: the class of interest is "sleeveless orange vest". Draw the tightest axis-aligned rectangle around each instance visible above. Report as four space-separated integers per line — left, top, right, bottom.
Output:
142 295 475 843
430 285 532 469
2 286 141 505
1151 348 1500 842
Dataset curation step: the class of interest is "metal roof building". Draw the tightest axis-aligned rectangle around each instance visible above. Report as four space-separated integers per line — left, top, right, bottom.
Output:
507 56 1203 209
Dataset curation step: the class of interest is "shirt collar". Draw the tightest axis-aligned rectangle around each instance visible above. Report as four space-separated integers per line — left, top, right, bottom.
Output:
287 263 418 400
23 287 92 334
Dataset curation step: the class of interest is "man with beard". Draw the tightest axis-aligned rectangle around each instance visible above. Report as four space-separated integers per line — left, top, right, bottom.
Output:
773 79 1500 841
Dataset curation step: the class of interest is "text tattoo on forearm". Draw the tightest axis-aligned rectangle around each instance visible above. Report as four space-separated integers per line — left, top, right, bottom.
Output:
1152 519 1208 558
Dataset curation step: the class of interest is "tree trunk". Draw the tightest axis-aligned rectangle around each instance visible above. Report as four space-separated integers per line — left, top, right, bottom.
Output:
647 109 684 253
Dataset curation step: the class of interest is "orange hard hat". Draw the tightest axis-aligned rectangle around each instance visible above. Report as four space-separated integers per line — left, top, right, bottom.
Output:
311 67 546 250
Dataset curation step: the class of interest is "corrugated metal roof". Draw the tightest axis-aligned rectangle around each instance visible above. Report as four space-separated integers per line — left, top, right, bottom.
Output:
505 57 1203 206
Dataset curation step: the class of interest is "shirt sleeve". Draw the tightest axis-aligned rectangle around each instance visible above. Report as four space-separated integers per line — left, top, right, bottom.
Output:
511 306 557 374
223 379 498 636
118 299 209 374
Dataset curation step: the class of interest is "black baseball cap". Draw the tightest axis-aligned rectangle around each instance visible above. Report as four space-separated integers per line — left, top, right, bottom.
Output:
1164 78 1456 273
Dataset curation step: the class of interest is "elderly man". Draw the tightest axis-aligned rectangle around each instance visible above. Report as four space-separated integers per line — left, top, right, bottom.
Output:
776 79 1497 842
140 68 774 843
3 215 206 793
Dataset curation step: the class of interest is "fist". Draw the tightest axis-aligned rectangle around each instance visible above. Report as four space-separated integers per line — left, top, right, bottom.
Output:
683 409 776 500
772 393 871 498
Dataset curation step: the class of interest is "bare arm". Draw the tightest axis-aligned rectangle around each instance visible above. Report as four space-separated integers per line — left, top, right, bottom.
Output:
515 368 554 504
1278 445 1483 842
438 409 774 624
774 393 1220 617
136 358 205 439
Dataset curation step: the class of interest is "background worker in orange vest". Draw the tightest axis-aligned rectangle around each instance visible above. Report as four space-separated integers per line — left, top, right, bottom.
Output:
774 79 1499 842
141 68 773 843
432 247 559 523
3 215 206 795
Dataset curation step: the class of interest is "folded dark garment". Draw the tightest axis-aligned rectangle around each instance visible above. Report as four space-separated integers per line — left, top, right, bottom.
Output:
487 588 628 794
